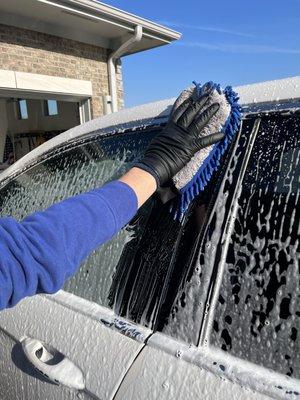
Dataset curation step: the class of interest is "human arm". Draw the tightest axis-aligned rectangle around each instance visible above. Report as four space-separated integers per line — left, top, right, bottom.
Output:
0 180 139 309
0 87 222 310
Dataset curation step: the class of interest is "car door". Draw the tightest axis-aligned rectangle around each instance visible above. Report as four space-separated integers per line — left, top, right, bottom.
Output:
208 113 300 391
113 113 300 399
0 127 161 400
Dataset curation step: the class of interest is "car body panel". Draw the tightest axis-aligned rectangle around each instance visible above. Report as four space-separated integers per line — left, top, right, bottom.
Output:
116 332 299 400
114 334 272 400
0 292 152 399
0 328 77 400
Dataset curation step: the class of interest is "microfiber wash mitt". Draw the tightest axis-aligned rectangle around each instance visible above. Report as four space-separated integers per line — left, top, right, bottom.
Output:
171 81 242 219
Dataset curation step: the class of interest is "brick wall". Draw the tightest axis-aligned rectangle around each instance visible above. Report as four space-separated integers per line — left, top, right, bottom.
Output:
0 23 124 117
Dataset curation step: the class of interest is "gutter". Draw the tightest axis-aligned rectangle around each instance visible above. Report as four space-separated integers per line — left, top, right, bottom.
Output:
108 25 143 113
61 0 181 40
35 0 181 46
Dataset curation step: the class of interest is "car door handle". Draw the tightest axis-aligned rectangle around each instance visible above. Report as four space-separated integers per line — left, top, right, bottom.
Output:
21 337 85 390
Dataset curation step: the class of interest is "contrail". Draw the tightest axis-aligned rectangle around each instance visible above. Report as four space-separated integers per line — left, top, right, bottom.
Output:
158 20 255 38
176 41 300 54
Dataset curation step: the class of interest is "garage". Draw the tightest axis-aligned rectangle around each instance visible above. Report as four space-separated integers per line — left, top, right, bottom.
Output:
0 69 93 170
0 98 80 165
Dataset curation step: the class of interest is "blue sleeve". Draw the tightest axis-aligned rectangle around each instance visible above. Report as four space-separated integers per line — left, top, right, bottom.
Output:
0 180 138 310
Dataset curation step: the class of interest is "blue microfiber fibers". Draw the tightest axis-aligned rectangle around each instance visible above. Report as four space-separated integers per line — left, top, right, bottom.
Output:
171 81 242 220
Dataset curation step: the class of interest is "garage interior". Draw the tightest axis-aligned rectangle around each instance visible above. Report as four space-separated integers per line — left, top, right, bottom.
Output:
0 69 93 171
0 98 80 169
0 97 81 167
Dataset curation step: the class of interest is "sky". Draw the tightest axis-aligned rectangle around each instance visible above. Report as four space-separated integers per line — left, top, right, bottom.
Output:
103 0 300 107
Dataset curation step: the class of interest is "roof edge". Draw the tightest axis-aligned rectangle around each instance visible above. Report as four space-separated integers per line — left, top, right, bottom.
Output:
43 0 182 41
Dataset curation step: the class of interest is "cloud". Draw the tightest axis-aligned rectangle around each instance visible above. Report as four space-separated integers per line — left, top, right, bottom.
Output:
176 41 300 54
158 20 255 38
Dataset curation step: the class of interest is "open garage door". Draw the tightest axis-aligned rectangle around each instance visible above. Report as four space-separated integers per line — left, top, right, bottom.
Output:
0 70 92 170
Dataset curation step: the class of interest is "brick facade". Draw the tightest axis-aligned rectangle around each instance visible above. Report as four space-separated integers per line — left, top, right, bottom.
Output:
0 23 124 117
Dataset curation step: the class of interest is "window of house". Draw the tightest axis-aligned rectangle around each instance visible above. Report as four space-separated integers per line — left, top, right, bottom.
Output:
211 115 300 379
17 99 28 120
44 100 58 116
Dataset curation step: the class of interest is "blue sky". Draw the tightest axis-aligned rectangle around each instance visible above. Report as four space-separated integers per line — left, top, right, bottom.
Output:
104 0 300 107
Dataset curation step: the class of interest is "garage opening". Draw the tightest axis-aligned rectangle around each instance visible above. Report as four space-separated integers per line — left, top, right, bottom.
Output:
0 97 87 171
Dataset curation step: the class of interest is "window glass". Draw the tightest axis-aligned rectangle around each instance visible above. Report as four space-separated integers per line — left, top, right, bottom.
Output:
17 99 28 120
109 123 239 339
0 129 157 308
45 100 58 116
0 121 230 339
157 119 253 344
110 172 227 335
0 121 244 340
211 115 300 378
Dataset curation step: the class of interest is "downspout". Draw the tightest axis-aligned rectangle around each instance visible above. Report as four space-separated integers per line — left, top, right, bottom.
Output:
108 25 143 113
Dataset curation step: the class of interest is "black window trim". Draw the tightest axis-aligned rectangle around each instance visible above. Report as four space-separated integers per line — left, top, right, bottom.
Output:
198 118 262 347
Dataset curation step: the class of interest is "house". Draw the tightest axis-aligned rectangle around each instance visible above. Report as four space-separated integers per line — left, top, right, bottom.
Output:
0 0 180 165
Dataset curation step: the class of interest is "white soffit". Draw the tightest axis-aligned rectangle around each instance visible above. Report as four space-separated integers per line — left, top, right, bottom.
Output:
0 0 181 54
0 70 16 89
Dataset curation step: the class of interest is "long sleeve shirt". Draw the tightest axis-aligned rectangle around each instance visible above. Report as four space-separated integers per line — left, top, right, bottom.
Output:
0 181 138 310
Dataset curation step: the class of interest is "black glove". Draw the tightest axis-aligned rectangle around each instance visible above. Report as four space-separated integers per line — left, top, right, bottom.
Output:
134 92 224 187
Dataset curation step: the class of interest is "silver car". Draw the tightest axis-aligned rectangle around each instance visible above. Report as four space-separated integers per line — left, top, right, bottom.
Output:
0 76 299 400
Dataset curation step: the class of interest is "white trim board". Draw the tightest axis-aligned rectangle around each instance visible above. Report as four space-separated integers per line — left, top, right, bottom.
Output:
0 69 93 101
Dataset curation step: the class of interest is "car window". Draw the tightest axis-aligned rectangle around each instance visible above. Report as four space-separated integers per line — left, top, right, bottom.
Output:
211 114 300 378
156 119 254 345
109 123 239 339
0 121 234 341
0 129 158 308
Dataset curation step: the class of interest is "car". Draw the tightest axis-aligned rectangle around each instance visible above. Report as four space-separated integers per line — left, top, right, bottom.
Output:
0 76 299 400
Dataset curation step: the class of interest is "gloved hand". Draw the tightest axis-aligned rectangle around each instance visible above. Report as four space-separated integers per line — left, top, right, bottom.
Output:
134 89 224 187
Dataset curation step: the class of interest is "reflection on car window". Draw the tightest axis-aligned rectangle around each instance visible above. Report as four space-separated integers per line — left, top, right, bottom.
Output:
0 129 157 308
212 115 300 378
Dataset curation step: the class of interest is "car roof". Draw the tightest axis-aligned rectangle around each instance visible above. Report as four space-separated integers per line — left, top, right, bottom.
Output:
0 76 299 184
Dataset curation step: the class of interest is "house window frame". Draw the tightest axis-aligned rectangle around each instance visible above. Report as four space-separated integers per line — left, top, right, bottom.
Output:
16 99 29 120
44 99 59 117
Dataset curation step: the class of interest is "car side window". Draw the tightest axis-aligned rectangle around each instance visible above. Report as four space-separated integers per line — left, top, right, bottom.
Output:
0 123 221 339
0 129 158 308
211 115 300 378
109 123 238 339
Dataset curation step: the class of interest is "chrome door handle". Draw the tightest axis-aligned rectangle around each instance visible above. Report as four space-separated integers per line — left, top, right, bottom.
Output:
21 337 85 390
